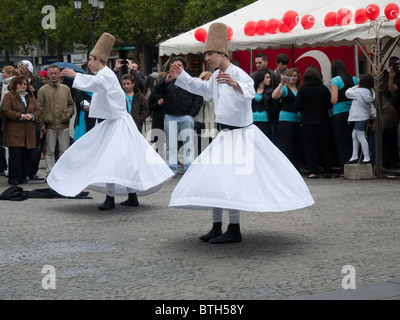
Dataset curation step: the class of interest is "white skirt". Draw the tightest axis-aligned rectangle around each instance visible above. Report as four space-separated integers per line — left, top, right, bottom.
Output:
170 124 314 212
47 114 174 197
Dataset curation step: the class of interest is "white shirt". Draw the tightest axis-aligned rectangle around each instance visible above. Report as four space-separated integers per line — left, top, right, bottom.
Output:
175 64 255 127
73 66 126 120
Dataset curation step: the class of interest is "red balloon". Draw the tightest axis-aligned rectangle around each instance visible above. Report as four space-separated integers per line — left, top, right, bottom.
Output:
337 8 353 26
282 10 299 31
301 14 315 29
384 3 399 20
395 18 400 32
279 21 290 33
355 8 369 24
244 21 256 36
366 4 380 21
194 28 207 42
255 19 267 35
324 12 337 27
227 26 233 41
266 18 280 34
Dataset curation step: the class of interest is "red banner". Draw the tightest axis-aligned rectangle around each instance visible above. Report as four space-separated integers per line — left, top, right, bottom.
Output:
233 45 356 79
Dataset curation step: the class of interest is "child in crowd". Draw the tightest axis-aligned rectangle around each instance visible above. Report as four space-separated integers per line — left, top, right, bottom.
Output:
345 74 376 164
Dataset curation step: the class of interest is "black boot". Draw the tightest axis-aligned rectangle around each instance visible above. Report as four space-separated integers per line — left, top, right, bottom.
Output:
98 195 115 210
209 223 242 244
199 222 223 241
121 193 139 206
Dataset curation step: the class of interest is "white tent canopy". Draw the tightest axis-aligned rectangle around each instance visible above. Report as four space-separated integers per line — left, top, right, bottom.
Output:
159 0 400 56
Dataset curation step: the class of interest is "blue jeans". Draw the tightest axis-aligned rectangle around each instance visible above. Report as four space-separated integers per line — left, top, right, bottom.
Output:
164 114 195 175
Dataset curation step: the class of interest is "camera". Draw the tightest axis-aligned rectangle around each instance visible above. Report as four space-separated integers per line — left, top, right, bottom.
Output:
283 76 293 82
121 59 129 65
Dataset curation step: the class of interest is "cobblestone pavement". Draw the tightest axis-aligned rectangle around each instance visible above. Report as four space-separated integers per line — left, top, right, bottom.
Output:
0 161 399 300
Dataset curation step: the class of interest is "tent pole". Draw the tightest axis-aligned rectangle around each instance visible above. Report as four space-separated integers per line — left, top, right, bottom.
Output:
250 50 254 74
373 38 384 177
292 45 295 68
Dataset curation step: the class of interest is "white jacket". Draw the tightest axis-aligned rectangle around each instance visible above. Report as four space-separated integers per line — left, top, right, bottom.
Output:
345 85 376 122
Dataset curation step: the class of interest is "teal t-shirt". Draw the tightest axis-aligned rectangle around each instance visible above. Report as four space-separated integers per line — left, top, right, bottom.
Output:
125 93 133 113
279 87 301 123
331 76 359 115
252 93 268 122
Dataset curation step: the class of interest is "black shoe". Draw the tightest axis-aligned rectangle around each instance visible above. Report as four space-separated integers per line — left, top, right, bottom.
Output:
121 193 139 206
98 195 115 210
323 173 331 179
345 159 358 164
8 179 19 186
361 160 371 164
209 223 242 244
199 222 223 241
18 179 28 184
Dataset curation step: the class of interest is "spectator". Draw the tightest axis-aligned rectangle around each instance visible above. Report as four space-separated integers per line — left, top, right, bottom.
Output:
1 66 19 177
1 75 41 185
121 73 149 133
18 60 44 180
272 68 302 171
387 57 400 168
37 65 74 177
275 53 290 77
345 73 376 164
251 70 277 139
1 66 18 103
194 71 217 155
250 52 280 86
39 70 49 85
73 90 94 141
330 59 359 178
145 67 159 97
114 59 145 93
148 72 167 149
294 66 333 178
18 60 43 98
154 57 203 176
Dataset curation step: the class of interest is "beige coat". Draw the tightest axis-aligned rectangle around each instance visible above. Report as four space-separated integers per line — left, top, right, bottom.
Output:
1 90 42 149
37 82 74 129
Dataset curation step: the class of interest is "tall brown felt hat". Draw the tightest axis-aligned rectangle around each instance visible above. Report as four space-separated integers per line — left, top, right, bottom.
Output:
90 32 115 62
204 23 229 56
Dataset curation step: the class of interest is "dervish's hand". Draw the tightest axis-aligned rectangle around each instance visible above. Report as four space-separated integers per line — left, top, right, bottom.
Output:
169 63 183 79
60 68 77 78
216 72 242 93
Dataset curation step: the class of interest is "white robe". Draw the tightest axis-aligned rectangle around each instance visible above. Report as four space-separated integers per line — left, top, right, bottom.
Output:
46 66 174 197
169 65 314 212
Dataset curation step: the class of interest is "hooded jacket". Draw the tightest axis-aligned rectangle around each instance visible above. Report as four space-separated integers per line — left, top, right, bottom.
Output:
345 85 376 122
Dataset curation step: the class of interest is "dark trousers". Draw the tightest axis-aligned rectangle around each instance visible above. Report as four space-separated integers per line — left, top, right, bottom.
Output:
8 146 31 182
0 129 7 172
27 124 41 177
254 121 272 140
302 123 332 174
332 112 353 172
277 121 302 170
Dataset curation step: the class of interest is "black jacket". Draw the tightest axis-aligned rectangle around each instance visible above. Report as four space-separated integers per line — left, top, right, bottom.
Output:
294 80 332 125
154 76 203 117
